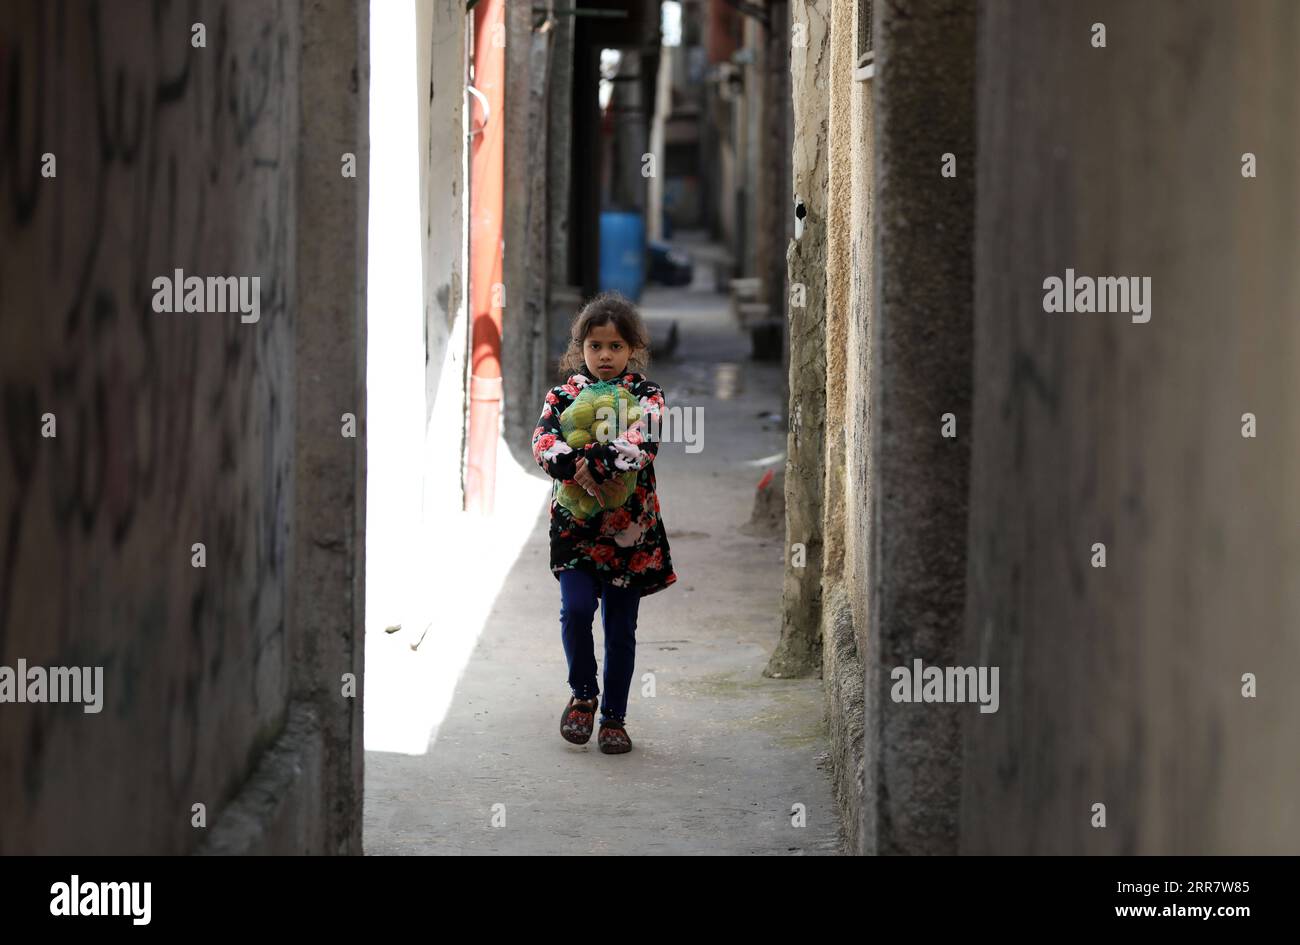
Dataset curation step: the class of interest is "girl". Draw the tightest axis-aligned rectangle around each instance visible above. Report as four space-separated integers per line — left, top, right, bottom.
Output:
530 292 677 754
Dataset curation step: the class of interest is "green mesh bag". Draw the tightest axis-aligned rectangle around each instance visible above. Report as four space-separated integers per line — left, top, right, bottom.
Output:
554 380 642 520
555 471 638 521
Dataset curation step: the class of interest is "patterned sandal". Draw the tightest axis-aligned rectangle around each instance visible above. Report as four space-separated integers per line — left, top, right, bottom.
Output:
598 719 632 754
560 695 598 744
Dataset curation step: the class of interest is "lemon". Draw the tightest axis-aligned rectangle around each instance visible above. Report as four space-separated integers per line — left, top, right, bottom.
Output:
565 429 592 448
567 402 595 429
591 393 616 412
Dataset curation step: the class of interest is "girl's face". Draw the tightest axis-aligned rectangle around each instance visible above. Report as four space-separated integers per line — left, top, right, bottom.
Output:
582 322 632 380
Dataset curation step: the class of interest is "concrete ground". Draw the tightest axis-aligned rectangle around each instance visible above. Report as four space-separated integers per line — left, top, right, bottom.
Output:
364 251 844 855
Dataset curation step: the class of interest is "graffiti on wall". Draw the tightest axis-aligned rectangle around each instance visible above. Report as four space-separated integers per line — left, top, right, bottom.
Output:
0 0 296 853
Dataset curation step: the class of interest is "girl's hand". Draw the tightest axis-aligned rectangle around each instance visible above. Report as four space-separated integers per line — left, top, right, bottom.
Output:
574 457 602 504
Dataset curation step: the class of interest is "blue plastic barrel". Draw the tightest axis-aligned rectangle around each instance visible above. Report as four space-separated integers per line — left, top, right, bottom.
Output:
599 211 646 301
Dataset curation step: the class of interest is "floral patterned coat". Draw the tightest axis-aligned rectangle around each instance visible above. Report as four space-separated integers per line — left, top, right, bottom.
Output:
531 371 677 597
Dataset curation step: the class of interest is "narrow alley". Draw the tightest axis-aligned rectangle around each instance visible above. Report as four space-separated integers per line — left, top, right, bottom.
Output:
366 239 842 854
5 0 1300 872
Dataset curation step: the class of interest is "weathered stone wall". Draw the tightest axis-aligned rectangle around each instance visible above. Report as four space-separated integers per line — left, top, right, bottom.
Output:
771 0 830 680
844 20 872 677
821 0 865 858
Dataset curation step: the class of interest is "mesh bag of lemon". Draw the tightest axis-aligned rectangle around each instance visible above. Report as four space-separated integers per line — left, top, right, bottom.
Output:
555 380 643 520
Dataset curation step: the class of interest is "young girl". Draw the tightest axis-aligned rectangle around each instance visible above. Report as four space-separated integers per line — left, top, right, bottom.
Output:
530 292 677 754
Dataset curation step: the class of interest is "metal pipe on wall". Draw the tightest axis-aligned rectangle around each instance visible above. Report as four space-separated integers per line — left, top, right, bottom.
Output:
465 0 506 514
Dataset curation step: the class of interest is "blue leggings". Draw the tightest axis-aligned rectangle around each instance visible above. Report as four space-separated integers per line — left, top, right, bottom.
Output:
559 569 641 724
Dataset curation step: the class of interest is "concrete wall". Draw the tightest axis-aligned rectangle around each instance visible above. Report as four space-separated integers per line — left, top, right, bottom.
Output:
546 8 577 371
820 0 865 857
961 0 1300 854
287 0 368 856
740 16 761 277
414 0 468 516
501 0 534 453
417 1 467 430
0 0 367 854
842 0 873 863
845 31 872 683
770 0 831 680
775 0 1300 857
759 1 792 320
863 0 975 855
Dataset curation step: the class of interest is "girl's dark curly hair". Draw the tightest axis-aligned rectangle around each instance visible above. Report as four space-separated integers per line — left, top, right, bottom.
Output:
555 291 651 380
